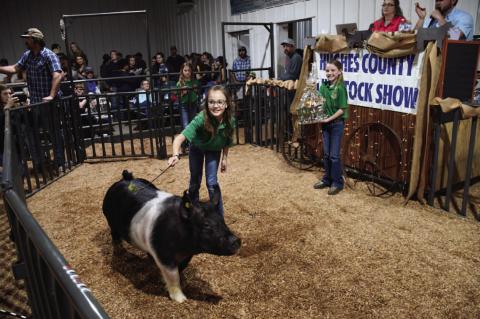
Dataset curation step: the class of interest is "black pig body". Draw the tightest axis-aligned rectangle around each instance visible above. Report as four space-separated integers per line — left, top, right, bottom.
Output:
102 170 240 302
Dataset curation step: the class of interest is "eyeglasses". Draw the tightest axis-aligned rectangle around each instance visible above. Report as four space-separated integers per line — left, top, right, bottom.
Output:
208 100 227 107
382 3 395 7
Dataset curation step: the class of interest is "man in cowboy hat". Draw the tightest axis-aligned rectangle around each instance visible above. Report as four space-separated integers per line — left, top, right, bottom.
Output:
0 27 64 169
0 27 62 103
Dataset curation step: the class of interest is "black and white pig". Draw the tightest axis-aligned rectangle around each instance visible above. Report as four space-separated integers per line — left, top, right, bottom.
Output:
102 170 241 303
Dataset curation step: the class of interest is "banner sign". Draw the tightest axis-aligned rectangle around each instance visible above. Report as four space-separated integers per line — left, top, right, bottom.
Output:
314 50 425 114
231 0 300 15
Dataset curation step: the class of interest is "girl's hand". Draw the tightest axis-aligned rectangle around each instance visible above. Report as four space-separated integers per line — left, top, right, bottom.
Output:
167 155 180 167
320 118 331 124
220 158 227 173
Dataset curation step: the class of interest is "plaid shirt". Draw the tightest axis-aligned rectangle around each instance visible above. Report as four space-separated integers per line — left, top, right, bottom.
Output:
232 56 251 82
17 47 62 103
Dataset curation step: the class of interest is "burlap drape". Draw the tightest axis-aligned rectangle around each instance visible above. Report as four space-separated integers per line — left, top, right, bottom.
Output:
431 97 480 118
406 42 442 202
366 32 417 58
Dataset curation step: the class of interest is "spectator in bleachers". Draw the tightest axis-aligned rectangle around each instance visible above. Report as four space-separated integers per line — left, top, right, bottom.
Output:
100 53 111 78
73 55 88 80
232 46 250 82
196 52 213 87
85 67 100 94
127 55 143 75
69 42 88 65
56 53 73 96
190 53 201 74
104 50 120 91
166 45 185 82
177 62 200 129
51 43 62 55
111 58 138 93
74 82 88 109
184 54 192 65
135 79 151 108
134 52 147 73
151 52 169 88
212 56 227 84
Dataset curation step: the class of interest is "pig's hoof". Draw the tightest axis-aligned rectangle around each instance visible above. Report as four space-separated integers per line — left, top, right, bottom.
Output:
170 292 187 303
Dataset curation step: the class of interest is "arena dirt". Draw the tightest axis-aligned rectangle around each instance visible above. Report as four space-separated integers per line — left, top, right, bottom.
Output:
27 144 480 318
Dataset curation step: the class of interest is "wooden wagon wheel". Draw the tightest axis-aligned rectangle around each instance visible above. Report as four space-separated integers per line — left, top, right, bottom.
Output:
282 124 320 170
342 122 403 197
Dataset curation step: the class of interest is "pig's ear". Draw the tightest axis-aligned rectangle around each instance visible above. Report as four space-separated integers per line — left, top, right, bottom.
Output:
211 185 221 208
181 190 193 219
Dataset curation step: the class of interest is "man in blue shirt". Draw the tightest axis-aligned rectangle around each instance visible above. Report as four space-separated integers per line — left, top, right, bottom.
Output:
415 0 474 40
0 28 62 103
232 46 251 82
0 28 64 170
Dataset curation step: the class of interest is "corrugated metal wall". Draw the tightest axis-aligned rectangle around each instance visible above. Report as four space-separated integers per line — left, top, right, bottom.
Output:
1 0 478 76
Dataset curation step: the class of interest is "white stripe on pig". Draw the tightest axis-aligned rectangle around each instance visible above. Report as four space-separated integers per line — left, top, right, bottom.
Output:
129 191 172 252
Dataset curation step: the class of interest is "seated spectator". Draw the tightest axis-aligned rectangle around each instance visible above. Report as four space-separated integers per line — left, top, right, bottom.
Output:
211 56 227 84
135 79 152 109
127 54 143 75
51 43 62 55
134 52 147 73
414 0 473 40
84 67 100 94
69 42 88 65
73 55 88 80
112 58 138 93
196 52 213 86
74 83 89 110
58 53 73 96
151 52 169 88
371 0 406 32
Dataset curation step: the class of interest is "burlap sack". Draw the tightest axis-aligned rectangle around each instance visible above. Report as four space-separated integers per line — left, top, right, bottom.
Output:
431 97 480 119
315 35 348 53
367 32 417 58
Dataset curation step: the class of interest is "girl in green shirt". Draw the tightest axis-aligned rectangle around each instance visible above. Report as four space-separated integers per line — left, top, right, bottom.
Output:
176 62 200 129
313 60 349 195
168 85 235 216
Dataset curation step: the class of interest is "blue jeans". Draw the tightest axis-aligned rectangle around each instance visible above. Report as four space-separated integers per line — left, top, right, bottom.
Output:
188 144 224 215
180 102 197 129
321 119 345 189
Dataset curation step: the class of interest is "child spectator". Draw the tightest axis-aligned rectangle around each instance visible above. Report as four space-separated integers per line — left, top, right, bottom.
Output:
151 52 169 88
84 67 100 94
176 62 200 129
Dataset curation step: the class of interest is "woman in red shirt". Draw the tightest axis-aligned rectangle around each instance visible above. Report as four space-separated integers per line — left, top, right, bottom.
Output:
371 0 406 32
